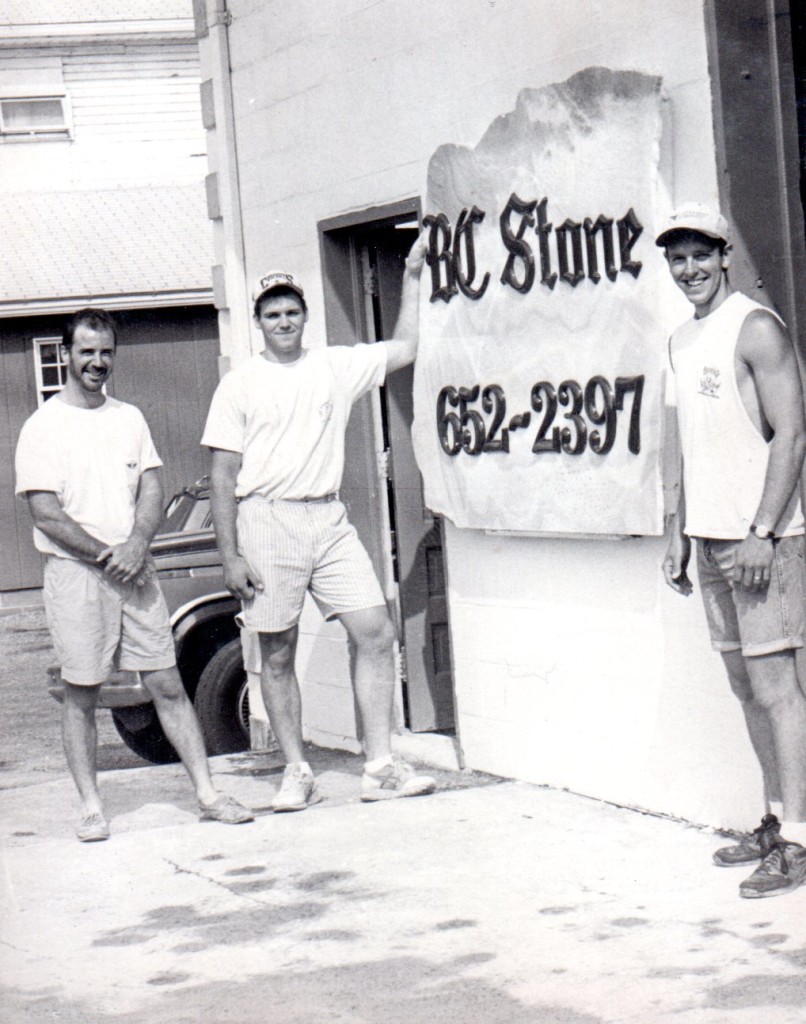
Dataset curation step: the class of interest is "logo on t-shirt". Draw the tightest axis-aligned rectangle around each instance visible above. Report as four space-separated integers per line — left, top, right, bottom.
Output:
699 366 721 398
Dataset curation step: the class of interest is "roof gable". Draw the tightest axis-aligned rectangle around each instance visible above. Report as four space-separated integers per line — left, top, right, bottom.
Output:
1 1 193 28
0 185 214 315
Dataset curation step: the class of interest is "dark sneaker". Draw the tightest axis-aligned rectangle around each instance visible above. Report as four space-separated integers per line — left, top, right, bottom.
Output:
76 812 110 843
360 756 436 802
713 813 780 866
271 766 322 812
739 839 806 899
199 794 254 824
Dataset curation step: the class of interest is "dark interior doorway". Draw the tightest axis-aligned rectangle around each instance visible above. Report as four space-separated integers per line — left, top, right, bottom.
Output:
319 202 455 733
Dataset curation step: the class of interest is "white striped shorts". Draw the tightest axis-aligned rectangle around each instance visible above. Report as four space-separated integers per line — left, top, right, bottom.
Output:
236 496 385 632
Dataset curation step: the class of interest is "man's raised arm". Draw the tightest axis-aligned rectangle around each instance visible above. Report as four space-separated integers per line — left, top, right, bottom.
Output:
382 231 429 374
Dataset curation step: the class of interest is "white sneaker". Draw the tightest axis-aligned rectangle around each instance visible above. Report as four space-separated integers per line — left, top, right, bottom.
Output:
360 756 436 802
271 765 322 812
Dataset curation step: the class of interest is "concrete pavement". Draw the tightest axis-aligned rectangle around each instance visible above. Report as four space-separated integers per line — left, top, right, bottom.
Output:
2 750 805 1024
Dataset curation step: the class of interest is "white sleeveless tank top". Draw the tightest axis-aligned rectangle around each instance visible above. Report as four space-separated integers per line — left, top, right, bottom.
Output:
670 291 803 539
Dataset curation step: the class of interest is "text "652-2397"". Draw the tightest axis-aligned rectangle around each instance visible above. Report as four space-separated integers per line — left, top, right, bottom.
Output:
436 375 645 457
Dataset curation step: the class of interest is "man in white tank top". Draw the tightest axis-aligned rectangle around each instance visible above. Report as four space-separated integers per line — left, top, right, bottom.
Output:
658 203 806 898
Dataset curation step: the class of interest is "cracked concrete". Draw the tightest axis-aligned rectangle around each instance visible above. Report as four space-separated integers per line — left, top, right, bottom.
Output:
1 607 805 1022
2 756 806 1023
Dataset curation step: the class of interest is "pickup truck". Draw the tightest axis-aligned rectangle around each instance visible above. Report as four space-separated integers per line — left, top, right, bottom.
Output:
47 478 256 763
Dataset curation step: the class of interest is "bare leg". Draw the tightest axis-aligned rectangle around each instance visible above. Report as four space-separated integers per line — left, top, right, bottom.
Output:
141 667 218 806
339 606 396 762
742 650 806 821
258 627 305 763
62 682 104 816
721 650 781 807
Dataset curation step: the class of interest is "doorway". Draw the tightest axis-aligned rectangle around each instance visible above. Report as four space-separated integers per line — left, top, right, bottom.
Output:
319 201 455 733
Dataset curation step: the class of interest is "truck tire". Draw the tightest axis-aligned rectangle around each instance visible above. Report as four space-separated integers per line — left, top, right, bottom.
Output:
111 706 180 765
193 639 251 755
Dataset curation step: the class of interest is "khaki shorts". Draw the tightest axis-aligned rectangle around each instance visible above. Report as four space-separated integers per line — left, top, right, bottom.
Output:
696 535 805 657
43 557 176 685
236 497 385 632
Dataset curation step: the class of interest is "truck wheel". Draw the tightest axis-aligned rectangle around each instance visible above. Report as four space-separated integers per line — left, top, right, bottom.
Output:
111 706 180 764
194 639 252 755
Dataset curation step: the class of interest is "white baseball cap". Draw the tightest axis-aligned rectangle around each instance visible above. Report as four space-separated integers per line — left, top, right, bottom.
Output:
252 270 306 307
655 203 730 247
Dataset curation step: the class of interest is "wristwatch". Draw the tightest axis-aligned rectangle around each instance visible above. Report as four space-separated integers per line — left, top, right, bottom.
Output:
749 523 775 541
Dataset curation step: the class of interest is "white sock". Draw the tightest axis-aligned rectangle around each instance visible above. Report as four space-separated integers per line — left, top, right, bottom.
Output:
769 801 784 821
288 761 312 776
364 754 393 774
780 821 806 847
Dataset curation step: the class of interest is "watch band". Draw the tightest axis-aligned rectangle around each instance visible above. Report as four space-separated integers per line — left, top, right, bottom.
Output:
749 523 775 540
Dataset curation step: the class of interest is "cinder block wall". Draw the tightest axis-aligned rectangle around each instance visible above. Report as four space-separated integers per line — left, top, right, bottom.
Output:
206 0 766 830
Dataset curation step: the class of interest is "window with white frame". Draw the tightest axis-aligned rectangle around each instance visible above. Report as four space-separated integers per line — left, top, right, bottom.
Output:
0 95 70 137
33 337 68 404
0 64 71 140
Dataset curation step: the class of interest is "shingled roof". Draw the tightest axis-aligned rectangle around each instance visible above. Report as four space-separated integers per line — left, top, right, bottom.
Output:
0 184 214 316
0 1 193 28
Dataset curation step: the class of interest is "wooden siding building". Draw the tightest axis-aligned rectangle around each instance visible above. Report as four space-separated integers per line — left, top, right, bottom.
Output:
0 1 219 597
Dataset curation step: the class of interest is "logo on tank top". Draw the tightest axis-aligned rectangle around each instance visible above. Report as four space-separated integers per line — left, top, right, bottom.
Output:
699 366 721 398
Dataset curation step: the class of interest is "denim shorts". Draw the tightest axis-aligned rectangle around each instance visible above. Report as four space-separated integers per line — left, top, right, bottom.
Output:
695 535 804 657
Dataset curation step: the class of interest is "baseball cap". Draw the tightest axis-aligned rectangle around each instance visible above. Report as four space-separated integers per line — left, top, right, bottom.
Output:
655 203 730 247
252 270 306 308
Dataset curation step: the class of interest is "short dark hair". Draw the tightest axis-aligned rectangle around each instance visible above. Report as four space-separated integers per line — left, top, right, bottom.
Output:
662 229 728 256
253 287 307 320
62 308 118 349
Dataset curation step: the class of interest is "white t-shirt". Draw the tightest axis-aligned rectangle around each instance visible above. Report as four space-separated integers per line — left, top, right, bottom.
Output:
201 345 387 500
14 395 162 558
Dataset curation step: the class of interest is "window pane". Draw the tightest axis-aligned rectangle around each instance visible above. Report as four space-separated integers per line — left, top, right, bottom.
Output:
41 366 60 387
39 343 58 364
1 98 65 130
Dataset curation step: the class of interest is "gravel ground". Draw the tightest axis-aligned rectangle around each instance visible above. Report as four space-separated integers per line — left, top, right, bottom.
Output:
0 606 147 790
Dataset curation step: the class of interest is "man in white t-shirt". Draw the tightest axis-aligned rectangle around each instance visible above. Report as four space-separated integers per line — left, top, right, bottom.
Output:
658 204 806 898
15 308 253 841
202 235 437 810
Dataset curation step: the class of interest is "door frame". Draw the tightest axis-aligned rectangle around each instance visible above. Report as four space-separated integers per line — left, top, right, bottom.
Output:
318 198 456 732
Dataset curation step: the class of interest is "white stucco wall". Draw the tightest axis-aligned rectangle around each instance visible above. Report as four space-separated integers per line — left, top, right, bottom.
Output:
206 0 765 830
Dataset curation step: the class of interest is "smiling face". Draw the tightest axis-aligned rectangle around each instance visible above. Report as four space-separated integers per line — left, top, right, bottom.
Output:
665 232 731 317
255 290 307 363
61 324 115 404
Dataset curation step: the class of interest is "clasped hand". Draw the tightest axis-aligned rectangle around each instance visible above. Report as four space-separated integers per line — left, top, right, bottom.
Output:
97 534 149 585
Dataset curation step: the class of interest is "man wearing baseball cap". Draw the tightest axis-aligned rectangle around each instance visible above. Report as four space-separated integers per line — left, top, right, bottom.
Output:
202 233 436 811
658 202 806 898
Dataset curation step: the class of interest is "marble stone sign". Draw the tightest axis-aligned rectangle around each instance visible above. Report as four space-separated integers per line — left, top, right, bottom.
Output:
411 67 667 535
